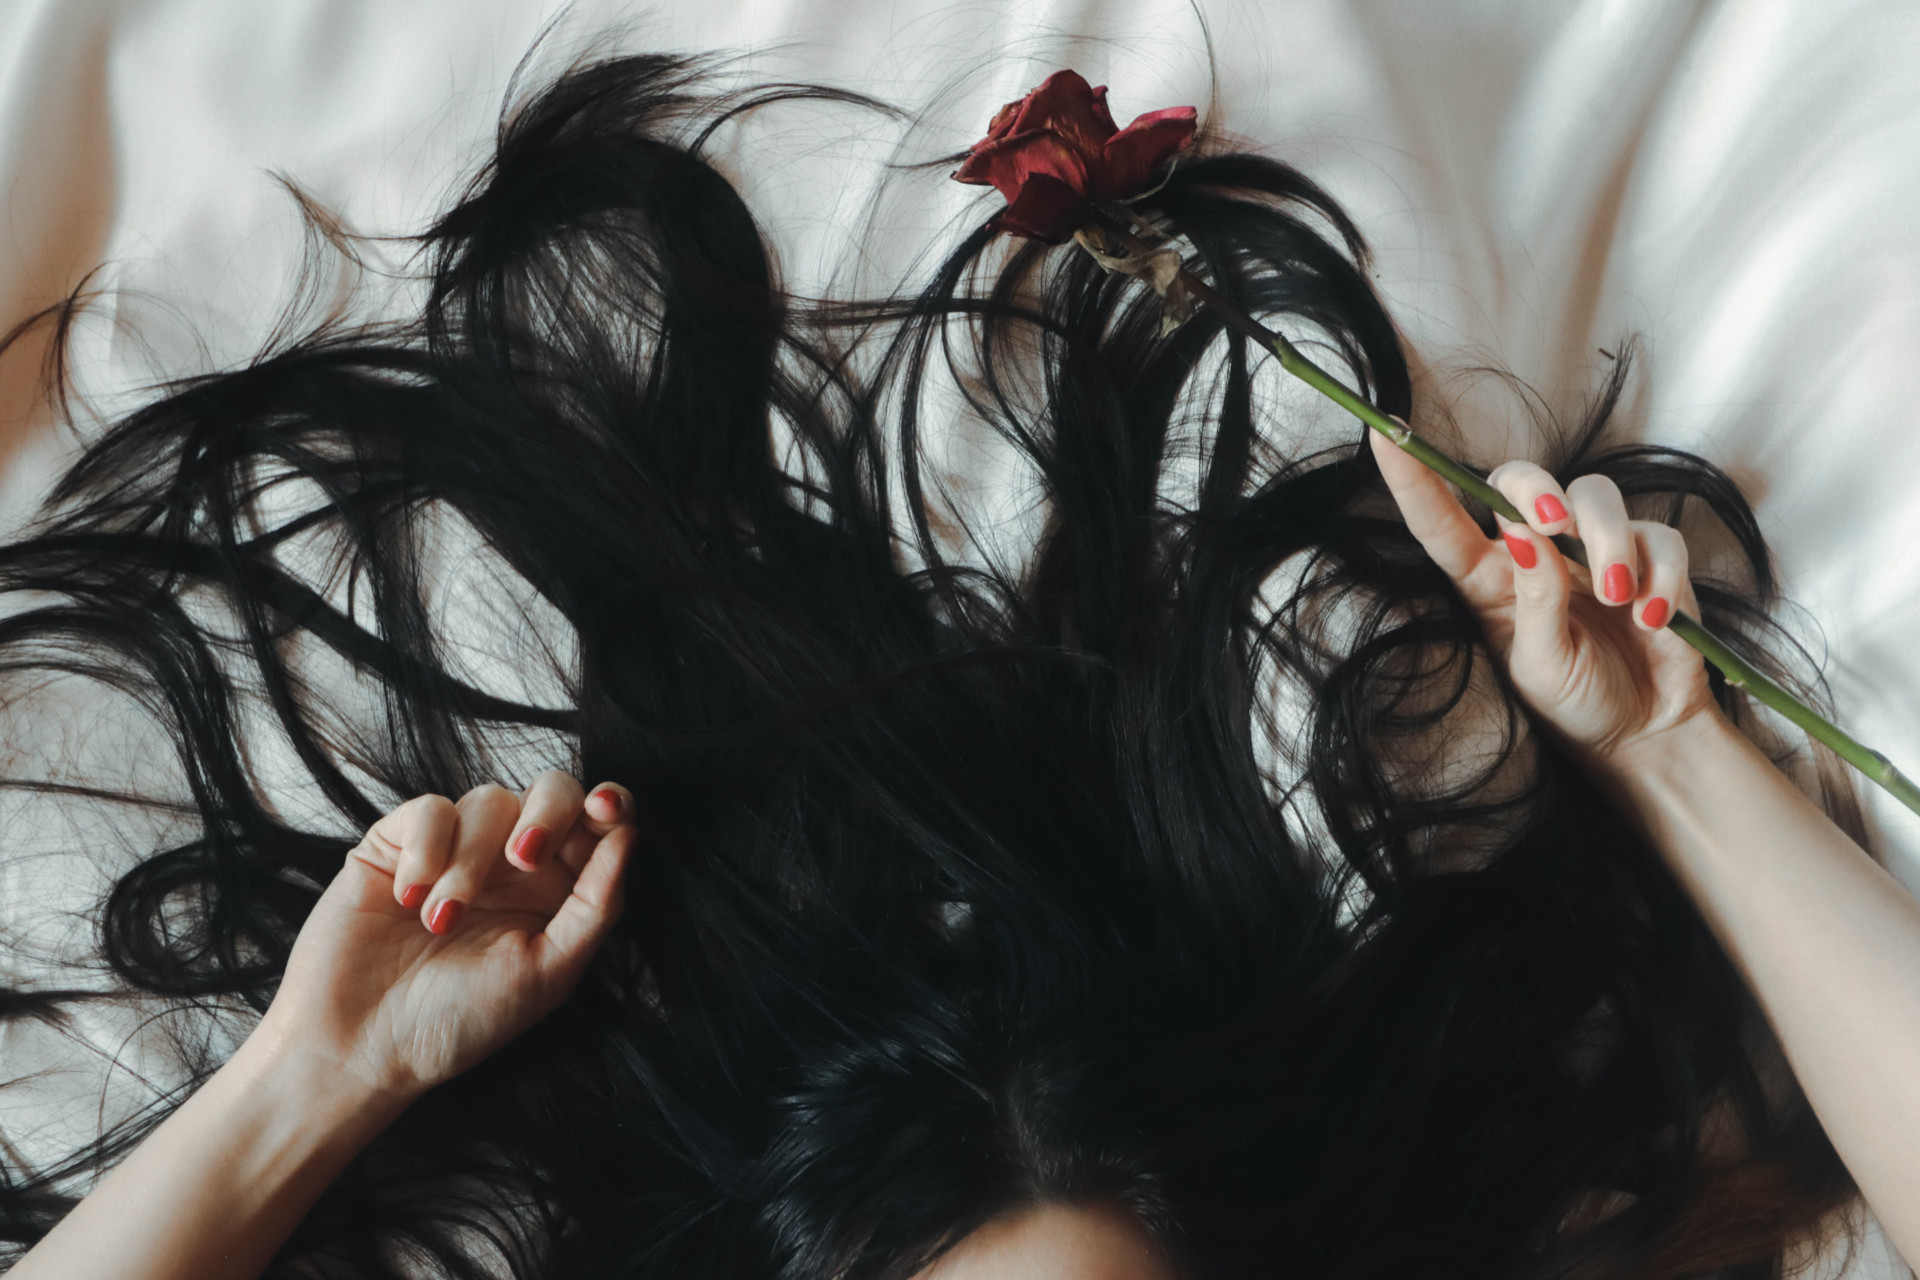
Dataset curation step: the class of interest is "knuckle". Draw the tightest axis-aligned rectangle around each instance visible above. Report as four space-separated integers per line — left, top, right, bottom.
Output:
1514 460 1554 488
532 770 586 805
1633 525 1684 572
1511 570 1555 605
1490 459 1541 494
1565 473 1621 506
461 781 519 814
381 793 455 846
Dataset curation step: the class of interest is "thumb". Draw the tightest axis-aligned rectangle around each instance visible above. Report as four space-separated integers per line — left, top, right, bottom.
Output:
1497 518 1577 691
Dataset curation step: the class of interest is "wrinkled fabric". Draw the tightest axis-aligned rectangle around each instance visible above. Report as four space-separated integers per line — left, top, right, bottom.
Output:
0 2 1915 1274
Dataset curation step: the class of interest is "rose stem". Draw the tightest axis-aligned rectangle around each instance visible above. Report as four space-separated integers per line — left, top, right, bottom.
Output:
1088 205 1920 817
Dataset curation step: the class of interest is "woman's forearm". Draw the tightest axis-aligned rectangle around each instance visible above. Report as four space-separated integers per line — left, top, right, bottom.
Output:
1603 713 1920 1268
11 1020 408 1280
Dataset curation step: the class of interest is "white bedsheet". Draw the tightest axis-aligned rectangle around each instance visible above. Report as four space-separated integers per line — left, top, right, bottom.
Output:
1 0 1916 1274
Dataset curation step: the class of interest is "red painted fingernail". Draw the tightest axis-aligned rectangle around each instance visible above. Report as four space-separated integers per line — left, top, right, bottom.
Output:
512 826 547 868
1534 494 1567 524
1641 597 1670 629
428 899 464 936
1603 563 1632 603
401 883 430 911
1502 530 1537 569
588 787 623 820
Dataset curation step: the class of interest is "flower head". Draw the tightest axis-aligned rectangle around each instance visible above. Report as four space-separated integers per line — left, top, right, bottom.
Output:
953 71 1198 243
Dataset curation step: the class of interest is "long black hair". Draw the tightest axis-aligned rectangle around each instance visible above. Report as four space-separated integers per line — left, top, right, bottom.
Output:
0 49 1870 1279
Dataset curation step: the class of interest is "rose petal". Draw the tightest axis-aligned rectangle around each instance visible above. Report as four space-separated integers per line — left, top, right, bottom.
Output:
982 97 1024 144
1093 106 1198 202
1003 70 1117 166
1087 83 1118 136
953 128 1091 206
990 171 1091 243
951 144 997 186
954 93 1041 184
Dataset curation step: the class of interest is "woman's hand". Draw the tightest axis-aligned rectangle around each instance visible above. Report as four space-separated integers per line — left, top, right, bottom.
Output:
12 776 636 1280
1370 427 1723 765
251 773 637 1105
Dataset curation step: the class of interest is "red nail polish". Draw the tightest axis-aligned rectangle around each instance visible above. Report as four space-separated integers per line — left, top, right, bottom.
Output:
1502 530 1537 569
1603 563 1632 603
401 883 430 911
589 787 622 819
1534 494 1567 524
512 826 547 867
428 899 464 936
1641 597 1670 628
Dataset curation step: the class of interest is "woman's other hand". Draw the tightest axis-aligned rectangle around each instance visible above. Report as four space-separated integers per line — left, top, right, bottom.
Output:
252 773 637 1105
1370 427 1722 766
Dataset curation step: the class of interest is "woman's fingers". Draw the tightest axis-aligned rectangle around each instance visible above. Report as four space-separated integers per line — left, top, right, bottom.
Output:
358 774 636 936
1565 474 1636 607
365 794 458 912
1488 463 1691 627
1390 440 1681 640
534 824 634 994
559 781 633 875
1487 459 1572 534
1494 517 1576 683
582 782 632 835
1368 422 1490 587
423 784 520 935
1631 521 1688 631
505 771 584 871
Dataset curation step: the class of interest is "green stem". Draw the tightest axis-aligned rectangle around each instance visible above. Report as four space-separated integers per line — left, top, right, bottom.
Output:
1088 206 1920 818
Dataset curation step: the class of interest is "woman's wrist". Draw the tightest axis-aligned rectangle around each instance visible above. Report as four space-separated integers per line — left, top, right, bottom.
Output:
184 1022 413 1240
1608 706 1740 777
235 1013 421 1140
1570 707 1745 833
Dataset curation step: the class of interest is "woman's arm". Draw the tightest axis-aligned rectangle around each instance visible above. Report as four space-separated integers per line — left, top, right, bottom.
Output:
11 773 636 1280
1370 427 1919 1268
1598 714 1920 1268
8 1026 408 1280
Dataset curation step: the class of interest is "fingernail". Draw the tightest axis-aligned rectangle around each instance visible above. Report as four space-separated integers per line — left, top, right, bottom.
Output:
588 787 623 820
1502 530 1537 569
1534 494 1567 524
428 899 464 936
1603 563 1632 603
1641 597 1670 629
511 826 547 868
401 883 430 911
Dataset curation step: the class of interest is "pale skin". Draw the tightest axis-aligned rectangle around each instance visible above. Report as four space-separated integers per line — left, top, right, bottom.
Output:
13 430 1920 1278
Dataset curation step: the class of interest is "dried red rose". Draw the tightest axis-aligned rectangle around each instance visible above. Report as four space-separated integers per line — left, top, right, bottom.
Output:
953 70 1198 243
